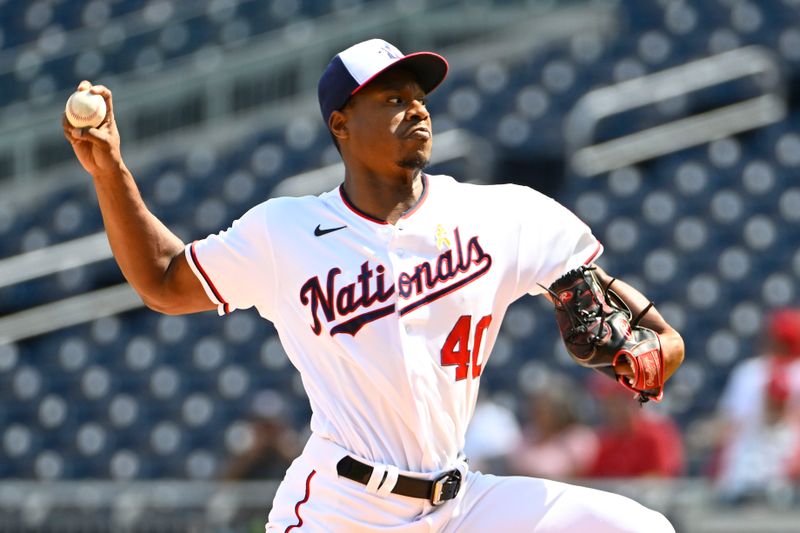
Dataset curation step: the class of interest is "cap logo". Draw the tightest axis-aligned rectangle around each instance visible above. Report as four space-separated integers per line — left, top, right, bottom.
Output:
317 39 448 125
378 43 401 60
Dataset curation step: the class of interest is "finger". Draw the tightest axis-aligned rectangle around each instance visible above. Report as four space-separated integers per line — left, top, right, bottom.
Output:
62 114 87 144
62 114 92 145
61 113 73 134
69 126 110 146
88 84 114 117
63 115 78 143
78 80 92 92
63 126 78 144
82 126 111 144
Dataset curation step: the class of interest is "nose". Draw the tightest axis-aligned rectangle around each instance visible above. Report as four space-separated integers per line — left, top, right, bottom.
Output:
407 98 429 121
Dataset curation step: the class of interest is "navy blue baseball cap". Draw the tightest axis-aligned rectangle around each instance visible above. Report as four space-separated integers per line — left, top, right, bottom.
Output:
318 39 449 125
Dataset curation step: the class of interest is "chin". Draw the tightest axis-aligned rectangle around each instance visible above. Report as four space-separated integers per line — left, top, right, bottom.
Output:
398 154 430 171
397 145 432 170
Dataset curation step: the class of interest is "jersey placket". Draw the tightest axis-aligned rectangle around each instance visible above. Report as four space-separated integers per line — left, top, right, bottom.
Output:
386 219 444 468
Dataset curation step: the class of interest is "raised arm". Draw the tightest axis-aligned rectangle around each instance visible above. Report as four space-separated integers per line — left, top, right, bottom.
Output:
63 81 215 315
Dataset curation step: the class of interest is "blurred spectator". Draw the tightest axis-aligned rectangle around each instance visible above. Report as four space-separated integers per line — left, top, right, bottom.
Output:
508 373 597 480
716 309 800 428
223 391 302 481
464 396 521 475
583 374 684 478
710 308 800 503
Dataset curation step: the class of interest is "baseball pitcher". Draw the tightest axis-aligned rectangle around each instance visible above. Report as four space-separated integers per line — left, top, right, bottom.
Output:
64 39 684 532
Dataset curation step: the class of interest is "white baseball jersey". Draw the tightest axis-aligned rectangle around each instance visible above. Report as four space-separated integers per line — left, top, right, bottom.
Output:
185 173 602 474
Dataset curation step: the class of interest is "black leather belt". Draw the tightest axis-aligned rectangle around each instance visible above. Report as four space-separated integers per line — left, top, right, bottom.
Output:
336 455 462 506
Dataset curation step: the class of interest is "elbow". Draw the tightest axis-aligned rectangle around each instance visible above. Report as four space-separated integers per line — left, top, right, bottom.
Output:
144 299 186 315
142 295 169 314
139 284 212 316
672 329 686 366
140 291 184 315
662 328 685 379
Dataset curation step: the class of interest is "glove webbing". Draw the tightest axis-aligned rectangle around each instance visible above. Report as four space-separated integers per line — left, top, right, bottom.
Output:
539 266 609 349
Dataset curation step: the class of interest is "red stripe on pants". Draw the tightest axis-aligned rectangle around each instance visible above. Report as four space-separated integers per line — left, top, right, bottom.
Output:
285 470 316 532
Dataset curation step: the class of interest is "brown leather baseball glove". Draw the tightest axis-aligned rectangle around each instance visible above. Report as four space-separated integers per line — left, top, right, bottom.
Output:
542 265 665 403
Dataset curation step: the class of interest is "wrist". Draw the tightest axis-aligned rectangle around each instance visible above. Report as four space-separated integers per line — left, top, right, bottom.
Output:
93 161 129 182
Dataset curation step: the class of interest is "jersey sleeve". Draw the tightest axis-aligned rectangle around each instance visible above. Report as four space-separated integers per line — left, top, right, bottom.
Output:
513 186 603 297
185 202 278 318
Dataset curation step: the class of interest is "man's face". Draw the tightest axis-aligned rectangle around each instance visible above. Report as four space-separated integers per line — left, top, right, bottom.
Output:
337 68 432 172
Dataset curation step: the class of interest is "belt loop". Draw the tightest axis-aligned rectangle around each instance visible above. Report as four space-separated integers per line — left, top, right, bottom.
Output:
365 463 387 494
376 465 399 497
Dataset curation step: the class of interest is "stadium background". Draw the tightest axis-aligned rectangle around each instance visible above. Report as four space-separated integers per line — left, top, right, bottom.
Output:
1 0 800 531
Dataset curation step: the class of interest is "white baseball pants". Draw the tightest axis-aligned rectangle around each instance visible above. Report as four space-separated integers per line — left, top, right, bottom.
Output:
266 433 675 533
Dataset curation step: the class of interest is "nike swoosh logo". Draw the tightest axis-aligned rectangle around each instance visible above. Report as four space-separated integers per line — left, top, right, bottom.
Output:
314 224 347 237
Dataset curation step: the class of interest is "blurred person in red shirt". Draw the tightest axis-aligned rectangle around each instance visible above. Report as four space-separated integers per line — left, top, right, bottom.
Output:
712 308 800 503
583 374 684 478
716 309 800 431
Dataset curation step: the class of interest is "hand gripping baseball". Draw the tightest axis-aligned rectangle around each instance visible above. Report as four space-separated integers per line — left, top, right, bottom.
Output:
62 80 123 176
542 266 665 404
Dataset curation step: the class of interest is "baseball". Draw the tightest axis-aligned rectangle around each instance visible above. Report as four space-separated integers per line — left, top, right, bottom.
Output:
65 90 107 128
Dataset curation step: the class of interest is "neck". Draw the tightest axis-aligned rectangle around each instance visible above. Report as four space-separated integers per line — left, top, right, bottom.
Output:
342 166 425 225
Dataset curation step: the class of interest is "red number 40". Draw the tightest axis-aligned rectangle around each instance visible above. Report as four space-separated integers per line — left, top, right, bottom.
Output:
440 314 492 381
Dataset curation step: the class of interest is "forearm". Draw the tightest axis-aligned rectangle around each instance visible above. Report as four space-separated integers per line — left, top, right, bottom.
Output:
64 82 215 315
595 268 685 380
93 163 184 306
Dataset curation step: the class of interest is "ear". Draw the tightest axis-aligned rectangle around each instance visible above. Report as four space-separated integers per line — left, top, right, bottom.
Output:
328 110 348 143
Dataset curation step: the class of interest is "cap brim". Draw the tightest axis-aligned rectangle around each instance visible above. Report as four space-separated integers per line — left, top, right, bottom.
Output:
350 51 449 98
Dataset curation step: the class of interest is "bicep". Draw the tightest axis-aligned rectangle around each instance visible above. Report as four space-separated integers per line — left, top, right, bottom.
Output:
149 251 217 315
514 187 603 297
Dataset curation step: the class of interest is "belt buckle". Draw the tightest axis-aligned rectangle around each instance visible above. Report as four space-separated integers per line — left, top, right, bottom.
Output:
430 470 461 506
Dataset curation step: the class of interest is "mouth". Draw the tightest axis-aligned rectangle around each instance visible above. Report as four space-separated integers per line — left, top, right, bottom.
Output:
406 126 432 140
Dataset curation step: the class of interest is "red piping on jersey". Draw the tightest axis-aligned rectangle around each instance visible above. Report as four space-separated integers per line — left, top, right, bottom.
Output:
285 470 316 532
190 241 230 314
339 174 428 224
583 241 603 265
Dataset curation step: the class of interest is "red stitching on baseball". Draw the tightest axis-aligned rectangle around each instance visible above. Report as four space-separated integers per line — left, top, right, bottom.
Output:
68 99 102 121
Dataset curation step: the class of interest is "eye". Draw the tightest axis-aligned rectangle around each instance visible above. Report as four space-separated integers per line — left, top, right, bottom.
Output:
388 96 403 104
